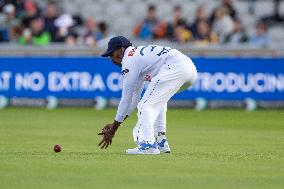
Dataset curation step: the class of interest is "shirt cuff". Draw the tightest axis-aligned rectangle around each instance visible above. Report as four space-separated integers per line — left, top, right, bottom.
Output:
115 114 125 123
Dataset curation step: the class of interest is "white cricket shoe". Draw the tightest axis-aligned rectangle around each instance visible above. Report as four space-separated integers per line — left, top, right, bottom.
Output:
157 139 171 153
126 142 160 155
156 133 171 153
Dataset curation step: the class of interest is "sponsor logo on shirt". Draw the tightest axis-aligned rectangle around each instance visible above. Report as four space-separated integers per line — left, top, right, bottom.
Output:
128 47 137 56
145 74 151 82
121 69 129 76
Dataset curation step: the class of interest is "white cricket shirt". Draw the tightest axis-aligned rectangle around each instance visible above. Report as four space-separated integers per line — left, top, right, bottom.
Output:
115 45 188 122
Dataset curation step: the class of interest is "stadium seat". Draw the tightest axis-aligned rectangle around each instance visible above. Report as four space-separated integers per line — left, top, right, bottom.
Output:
49 0 284 44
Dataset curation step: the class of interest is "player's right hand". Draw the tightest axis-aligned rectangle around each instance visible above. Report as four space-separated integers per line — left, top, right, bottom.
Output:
98 123 117 149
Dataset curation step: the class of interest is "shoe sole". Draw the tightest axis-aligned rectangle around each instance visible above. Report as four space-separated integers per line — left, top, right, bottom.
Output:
159 147 171 154
125 150 160 155
162 151 171 153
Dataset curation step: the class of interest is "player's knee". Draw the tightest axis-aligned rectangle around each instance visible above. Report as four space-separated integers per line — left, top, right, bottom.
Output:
137 102 146 113
137 102 154 117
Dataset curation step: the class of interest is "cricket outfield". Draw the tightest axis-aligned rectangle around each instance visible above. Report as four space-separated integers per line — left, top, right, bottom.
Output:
0 108 283 189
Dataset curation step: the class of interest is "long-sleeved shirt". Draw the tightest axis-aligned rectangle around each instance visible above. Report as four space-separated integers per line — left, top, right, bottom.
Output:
115 45 187 122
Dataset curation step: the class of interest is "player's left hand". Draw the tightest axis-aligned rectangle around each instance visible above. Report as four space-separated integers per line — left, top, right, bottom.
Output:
98 123 117 149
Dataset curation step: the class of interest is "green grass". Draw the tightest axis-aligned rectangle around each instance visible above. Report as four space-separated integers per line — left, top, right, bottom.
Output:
0 108 283 189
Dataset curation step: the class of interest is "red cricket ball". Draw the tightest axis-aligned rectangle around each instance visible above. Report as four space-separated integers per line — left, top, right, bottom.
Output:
54 144 61 153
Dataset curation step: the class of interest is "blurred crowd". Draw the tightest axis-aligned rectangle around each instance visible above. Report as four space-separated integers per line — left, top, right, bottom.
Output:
133 0 273 47
0 0 111 46
0 0 280 47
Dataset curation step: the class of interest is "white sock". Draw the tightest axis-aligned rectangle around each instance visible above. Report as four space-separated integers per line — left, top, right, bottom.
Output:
156 132 166 143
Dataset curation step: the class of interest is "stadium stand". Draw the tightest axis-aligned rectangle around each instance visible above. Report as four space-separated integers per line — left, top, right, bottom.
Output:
0 0 283 56
59 0 284 44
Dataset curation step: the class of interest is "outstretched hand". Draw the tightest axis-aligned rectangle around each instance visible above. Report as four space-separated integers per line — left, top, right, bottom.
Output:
98 123 117 149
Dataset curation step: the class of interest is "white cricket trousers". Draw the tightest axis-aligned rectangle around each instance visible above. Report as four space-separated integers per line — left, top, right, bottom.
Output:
133 57 197 144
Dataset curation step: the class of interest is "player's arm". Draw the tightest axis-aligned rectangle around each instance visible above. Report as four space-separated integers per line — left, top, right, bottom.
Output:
112 79 143 128
112 65 140 129
98 64 140 149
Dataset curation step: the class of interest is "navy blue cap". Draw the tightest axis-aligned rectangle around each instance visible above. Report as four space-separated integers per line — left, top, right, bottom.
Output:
101 36 132 57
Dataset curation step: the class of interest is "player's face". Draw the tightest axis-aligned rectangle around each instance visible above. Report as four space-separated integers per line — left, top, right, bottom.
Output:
110 48 124 67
